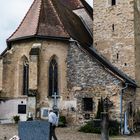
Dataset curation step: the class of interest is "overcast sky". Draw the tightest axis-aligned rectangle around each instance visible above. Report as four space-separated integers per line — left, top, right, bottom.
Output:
0 0 93 53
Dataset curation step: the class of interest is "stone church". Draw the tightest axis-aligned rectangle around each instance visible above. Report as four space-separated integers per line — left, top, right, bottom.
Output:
0 0 139 133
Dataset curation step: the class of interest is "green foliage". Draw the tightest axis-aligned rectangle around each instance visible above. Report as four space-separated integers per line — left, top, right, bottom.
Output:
79 120 120 136
109 120 120 136
79 121 100 134
95 97 104 119
58 116 67 127
13 115 20 123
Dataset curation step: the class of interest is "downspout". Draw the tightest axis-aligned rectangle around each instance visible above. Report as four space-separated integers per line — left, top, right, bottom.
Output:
120 83 128 134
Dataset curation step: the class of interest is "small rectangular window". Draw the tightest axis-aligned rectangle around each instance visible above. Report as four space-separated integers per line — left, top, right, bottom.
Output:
112 0 116 6
18 105 26 114
83 98 93 111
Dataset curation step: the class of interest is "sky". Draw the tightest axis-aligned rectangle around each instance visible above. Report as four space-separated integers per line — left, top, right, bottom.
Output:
0 0 93 53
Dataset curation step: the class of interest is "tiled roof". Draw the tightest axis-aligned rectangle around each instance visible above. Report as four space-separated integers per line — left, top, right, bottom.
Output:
7 0 92 47
59 0 83 10
8 0 42 41
52 0 92 46
8 0 70 41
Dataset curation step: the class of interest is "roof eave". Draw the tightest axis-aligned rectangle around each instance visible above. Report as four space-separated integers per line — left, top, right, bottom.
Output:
80 0 93 19
7 35 70 43
3 35 70 57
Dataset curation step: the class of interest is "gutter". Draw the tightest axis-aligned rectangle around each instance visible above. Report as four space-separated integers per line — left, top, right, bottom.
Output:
120 83 128 134
120 83 135 135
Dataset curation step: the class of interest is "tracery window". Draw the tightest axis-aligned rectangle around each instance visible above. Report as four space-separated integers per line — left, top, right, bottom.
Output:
49 57 58 97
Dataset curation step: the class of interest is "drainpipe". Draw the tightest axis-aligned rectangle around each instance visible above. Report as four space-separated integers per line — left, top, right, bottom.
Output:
120 83 128 134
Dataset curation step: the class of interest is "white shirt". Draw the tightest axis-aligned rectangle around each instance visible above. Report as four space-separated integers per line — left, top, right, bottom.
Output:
48 112 58 126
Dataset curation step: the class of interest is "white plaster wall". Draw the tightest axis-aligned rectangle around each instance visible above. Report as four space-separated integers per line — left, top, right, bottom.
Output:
0 98 27 123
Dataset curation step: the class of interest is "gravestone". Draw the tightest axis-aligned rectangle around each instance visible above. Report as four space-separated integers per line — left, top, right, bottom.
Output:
19 120 50 140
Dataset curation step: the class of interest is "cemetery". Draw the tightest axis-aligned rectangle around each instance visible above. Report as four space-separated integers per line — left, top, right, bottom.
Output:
1 0 140 139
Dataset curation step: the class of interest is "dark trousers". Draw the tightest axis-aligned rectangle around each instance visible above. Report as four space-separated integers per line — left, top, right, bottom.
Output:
50 123 58 140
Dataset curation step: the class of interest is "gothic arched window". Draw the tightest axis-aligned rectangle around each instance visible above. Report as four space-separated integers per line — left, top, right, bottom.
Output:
23 62 29 95
49 58 58 97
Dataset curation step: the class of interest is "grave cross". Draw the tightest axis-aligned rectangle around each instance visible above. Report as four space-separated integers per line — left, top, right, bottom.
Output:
101 97 113 140
52 92 59 111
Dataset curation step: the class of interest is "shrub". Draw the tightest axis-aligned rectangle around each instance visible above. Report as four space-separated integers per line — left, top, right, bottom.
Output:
79 120 101 134
13 115 20 123
109 120 120 136
58 116 67 127
79 120 120 136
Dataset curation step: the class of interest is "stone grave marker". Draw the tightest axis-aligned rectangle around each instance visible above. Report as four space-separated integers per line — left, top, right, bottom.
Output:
19 120 50 140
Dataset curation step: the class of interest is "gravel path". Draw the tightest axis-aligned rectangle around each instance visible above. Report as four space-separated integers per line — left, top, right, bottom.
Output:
0 124 140 140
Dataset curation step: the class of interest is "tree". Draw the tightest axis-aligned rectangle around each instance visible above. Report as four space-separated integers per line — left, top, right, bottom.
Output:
95 97 104 119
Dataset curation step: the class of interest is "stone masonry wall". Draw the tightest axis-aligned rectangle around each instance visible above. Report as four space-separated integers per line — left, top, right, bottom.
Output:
134 0 140 107
2 41 34 97
1 39 136 125
66 42 125 123
93 0 135 79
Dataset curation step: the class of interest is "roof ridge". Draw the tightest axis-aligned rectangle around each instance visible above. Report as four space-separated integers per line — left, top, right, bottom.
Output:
49 0 68 33
37 0 69 37
50 0 69 36
36 0 43 35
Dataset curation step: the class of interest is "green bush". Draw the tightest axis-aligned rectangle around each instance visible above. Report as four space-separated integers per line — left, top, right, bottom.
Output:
79 120 101 134
109 120 120 136
13 115 20 123
58 116 67 127
79 120 120 136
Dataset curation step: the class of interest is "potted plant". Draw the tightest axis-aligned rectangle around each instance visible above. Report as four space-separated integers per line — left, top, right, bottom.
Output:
13 115 20 123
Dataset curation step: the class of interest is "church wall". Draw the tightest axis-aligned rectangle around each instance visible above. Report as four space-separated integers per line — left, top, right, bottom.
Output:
134 0 140 107
93 0 135 79
65 42 134 124
2 41 34 97
1 40 69 121
0 39 136 126
29 54 38 90
37 40 69 109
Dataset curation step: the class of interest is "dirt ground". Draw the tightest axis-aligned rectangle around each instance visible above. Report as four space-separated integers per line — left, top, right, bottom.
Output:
0 124 140 140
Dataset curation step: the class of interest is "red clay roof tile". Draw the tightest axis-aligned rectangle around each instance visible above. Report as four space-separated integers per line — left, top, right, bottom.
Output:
8 0 70 41
8 0 42 41
8 0 92 47
59 0 83 10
